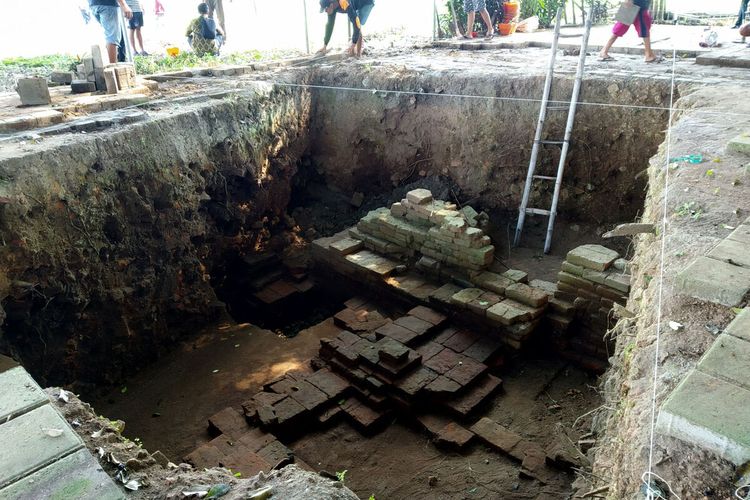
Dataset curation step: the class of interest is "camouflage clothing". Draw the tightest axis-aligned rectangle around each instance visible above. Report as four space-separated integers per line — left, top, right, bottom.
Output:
186 17 219 57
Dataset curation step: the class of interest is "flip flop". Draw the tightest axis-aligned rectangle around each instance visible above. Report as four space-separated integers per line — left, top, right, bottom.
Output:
484 32 495 40
598 55 615 62
461 34 472 40
645 55 665 63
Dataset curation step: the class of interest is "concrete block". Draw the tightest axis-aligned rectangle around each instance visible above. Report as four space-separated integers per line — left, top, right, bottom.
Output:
505 283 549 308
451 288 484 308
103 68 118 95
486 300 530 326
697 334 750 391
707 238 750 268
71 80 96 94
83 57 95 82
728 133 750 155
0 367 48 422
0 404 84 487
566 244 619 271
16 78 52 106
675 256 750 307
725 308 750 342
94 68 107 92
50 71 73 85
657 370 750 465
0 449 124 500
91 45 105 69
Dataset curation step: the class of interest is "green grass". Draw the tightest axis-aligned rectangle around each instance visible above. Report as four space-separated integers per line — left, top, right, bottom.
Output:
133 49 279 75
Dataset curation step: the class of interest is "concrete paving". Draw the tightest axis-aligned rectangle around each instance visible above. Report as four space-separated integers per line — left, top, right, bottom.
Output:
657 369 750 465
697 43 750 69
0 449 125 500
0 404 84 487
0 366 48 422
657 310 750 465
0 363 123 497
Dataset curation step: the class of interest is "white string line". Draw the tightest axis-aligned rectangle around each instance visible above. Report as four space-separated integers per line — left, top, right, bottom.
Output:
641 472 682 500
736 483 750 500
644 30 679 500
142 73 750 118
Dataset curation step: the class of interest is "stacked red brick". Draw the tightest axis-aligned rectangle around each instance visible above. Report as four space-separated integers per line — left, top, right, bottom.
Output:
554 244 631 369
355 189 495 271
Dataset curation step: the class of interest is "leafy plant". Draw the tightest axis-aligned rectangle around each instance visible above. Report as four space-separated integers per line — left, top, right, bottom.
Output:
336 470 348 484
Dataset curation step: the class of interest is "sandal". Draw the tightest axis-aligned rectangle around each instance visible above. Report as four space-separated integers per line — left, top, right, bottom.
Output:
645 55 665 63
598 55 615 62
484 32 495 40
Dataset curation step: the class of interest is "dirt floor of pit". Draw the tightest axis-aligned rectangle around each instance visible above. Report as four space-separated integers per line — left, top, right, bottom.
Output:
90 312 602 500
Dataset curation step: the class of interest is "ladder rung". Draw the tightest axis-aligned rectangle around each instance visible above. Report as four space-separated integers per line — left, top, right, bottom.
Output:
526 208 551 216
538 140 566 146
533 175 557 181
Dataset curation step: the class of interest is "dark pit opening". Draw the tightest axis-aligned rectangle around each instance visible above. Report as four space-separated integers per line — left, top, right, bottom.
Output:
0 70 673 499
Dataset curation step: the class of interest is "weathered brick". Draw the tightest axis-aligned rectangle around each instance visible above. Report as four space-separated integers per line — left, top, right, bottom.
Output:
566 244 619 271
394 315 433 336
470 417 522 455
451 288 484 308
330 237 364 256
462 337 501 363
442 329 481 353
406 188 433 205
505 283 549 308
423 348 465 374
436 422 474 449
445 357 486 386
443 374 502 417
424 375 462 395
208 407 248 438
376 337 410 364
408 306 447 326
467 291 502 316
473 271 514 294
415 341 445 362
306 368 350 398
486 300 531 326
288 380 329 411
375 322 420 345
394 366 439 396
502 269 528 283
557 272 596 291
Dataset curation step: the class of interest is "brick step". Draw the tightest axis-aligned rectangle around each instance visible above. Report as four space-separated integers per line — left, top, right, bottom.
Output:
416 413 475 449
440 373 502 419
340 396 392 434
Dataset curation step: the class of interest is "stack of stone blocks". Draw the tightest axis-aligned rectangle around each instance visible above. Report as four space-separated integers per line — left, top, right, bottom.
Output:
553 244 630 369
67 46 137 95
355 188 495 271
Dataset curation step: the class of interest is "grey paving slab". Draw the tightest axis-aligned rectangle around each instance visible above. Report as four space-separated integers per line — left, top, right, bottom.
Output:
727 224 750 245
726 308 750 342
696 334 750 391
0 366 48 422
657 370 750 465
675 256 750 307
0 449 124 500
0 404 84 487
696 45 750 69
707 239 750 268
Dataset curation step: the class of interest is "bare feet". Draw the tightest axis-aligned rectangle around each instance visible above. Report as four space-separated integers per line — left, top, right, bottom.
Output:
346 44 356 57
316 46 327 55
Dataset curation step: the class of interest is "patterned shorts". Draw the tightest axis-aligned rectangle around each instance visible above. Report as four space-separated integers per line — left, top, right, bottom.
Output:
464 0 486 12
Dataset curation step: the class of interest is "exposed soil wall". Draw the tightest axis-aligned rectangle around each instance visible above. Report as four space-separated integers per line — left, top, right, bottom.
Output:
0 84 311 388
587 84 750 498
306 65 672 223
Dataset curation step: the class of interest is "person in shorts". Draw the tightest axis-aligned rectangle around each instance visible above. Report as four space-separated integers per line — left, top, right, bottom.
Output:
126 0 148 56
89 0 133 63
462 0 494 40
317 0 374 58
599 0 660 63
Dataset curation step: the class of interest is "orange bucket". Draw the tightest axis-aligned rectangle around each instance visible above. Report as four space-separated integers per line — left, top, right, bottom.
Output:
498 22 517 36
503 0 520 21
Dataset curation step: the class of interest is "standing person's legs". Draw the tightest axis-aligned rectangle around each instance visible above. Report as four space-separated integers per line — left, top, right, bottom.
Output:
91 5 122 63
136 28 145 53
355 4 374 56
599 22 628 60
735 0 749 27
464 0 477 37
479 7 494 36
634 8 656 61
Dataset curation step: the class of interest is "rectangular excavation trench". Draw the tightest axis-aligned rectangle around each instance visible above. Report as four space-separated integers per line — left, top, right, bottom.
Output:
0 70 672 498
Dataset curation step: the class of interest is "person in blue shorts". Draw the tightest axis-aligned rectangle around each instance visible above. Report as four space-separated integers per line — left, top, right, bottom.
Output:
89 0 133 63
317 0 374 58
126 0 148 55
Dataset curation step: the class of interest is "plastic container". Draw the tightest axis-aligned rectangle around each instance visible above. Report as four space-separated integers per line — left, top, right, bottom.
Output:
498 22 517 36
503 1 520 22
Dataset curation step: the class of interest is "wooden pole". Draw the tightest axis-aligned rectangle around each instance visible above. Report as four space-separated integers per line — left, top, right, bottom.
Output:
448 0 461 35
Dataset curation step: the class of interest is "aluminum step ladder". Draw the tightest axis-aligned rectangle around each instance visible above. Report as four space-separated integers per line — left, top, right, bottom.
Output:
513 6 594 254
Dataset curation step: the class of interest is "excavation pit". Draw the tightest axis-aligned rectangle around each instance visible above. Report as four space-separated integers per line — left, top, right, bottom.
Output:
0 56 680 498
